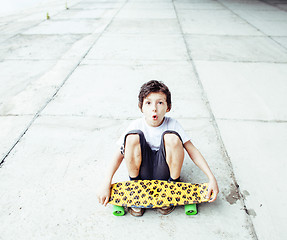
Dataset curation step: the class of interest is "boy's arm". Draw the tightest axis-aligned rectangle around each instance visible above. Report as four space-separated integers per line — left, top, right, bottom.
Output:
183 140 219 202
97 149 124 206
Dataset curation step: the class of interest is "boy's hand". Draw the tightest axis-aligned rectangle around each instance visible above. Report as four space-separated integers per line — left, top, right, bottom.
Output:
207 177 219 203
97 184 111 206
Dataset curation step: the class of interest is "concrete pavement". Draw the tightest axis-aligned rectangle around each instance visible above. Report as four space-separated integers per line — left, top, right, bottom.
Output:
0 0 287 239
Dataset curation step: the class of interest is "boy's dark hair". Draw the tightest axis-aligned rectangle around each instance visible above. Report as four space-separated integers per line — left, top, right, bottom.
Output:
138 80 171 110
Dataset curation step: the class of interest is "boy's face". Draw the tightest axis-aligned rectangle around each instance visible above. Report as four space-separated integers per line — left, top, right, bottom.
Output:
141 92 170 127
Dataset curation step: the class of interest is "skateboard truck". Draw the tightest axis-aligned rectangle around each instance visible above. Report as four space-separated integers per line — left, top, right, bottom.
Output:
112 204 197 216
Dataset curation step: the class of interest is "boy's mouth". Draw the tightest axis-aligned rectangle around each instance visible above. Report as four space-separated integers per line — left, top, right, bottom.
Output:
152 115 158 120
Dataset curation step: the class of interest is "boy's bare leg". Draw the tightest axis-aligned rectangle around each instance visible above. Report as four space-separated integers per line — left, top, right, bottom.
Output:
164 134 184 180
124 134 142 178
124 134 144 215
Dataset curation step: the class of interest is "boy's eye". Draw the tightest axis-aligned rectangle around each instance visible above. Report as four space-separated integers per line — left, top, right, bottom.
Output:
158 101 163 105
146 101 151 105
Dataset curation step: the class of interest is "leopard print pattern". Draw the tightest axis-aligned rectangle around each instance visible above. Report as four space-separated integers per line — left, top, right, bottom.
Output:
109 180 210 208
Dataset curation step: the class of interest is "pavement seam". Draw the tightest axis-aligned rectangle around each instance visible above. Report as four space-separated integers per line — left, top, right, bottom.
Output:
0 0 129 167
172 0 258 239
2 113 286 124
216 118 287 124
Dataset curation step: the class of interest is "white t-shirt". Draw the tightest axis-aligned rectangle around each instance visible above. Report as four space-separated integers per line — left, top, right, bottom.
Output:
117 117 191 151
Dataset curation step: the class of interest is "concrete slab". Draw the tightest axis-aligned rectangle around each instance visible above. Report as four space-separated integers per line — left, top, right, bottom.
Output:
194 60 287 121
0 14 20 23
219 0 279 11
115 8 177 19
126 0 172 2
264 0 287 9
0 59 85 115
72 2 124 9
272 36 287 49
248 20 287 37
86 34 188 61
174 2 225 10
0 116 33 160
12 2 69 22
0 115 254 240
0 34 85 60
42 61 210 119
60 33 100 60
106 19 181 34
0 31 98 114
0 60 56 114
23 19 109 34
0 21 40 35
277 4 287 11
178 9 262 35
16 11 59 22
0 35 13 43
0 0 66 20
53 9 118 20
234 8 287 22
123 2 174 9
217 119 287 240
232 10 287 36
186 35 287 62
174 0 214 2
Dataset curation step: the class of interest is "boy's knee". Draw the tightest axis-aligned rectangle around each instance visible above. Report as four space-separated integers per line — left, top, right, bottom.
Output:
164 133 182 148
125 134 140 147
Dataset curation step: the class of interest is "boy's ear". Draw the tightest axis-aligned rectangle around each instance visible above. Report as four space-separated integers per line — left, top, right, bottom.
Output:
166 108 170 113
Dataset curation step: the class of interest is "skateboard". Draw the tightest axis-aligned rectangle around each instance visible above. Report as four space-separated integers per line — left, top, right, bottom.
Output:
109 180 212 216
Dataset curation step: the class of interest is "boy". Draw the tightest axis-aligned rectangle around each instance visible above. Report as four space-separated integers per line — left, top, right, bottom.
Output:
97 80 219 216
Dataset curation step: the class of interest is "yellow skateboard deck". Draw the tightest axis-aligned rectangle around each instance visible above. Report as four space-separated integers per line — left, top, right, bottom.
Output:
109 180 211 209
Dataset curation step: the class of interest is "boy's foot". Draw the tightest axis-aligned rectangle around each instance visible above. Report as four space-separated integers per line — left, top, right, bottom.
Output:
128 207 145 217
157 206 176 215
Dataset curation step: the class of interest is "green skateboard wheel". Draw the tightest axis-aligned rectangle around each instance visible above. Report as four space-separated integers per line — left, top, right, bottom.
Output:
112 205 125 216
185 204 197 215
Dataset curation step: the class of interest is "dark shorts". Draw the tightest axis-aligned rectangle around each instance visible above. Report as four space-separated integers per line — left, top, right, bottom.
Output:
123 130 183 181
